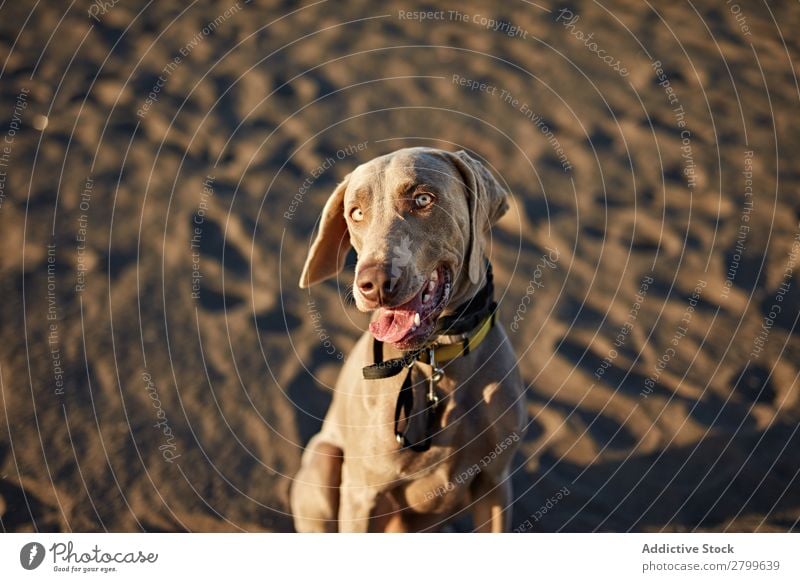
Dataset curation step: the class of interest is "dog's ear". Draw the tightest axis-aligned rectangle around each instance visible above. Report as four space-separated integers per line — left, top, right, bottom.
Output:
444 150 509 285
299 174 352 288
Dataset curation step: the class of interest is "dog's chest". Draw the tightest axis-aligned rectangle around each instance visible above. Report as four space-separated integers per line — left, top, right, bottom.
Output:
356 374 481 508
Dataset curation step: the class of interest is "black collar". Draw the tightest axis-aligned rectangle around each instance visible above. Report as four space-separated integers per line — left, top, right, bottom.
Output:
434 262 496 336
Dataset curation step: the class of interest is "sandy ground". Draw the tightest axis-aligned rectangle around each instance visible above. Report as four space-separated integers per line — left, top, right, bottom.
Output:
1 0 799 532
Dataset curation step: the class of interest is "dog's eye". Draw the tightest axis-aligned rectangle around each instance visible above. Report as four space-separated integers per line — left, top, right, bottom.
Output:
414 193 434 209
350 207 364 222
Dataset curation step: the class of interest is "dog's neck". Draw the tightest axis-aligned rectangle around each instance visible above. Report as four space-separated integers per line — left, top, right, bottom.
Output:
431 260 495 345
444 261 489 317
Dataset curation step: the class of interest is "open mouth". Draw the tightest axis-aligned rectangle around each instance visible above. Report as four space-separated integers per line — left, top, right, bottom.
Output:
368 266 452 348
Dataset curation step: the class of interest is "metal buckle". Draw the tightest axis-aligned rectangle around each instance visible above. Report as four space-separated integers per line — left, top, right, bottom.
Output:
427 347 443 407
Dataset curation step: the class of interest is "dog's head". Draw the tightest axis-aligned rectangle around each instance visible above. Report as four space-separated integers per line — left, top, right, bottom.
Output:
300 147 508 350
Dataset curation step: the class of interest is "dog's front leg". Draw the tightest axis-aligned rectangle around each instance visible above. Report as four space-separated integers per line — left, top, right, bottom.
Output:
471 472 512 533
338 460 379 532
338 480 377 532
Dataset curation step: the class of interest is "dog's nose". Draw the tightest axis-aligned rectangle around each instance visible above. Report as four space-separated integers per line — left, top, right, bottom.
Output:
357 263 394 305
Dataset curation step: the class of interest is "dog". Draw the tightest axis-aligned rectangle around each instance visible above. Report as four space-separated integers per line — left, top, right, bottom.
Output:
290 147 526 532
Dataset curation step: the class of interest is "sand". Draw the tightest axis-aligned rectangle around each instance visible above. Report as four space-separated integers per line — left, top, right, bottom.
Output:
0 0 799 532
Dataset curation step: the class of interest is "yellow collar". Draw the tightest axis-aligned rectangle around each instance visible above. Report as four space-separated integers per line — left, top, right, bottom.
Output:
418 311 497 365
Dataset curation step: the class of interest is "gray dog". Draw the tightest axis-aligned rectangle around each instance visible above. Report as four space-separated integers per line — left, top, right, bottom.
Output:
291 147 526 532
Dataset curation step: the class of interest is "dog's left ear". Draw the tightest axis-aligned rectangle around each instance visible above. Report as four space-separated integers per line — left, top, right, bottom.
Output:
443 150 509 285
299 173 352 288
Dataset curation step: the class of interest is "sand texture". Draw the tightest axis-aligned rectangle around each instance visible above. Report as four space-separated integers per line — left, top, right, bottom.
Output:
0 0 799 531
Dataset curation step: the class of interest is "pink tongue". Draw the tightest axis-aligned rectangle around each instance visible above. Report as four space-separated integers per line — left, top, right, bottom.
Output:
369 308 417 344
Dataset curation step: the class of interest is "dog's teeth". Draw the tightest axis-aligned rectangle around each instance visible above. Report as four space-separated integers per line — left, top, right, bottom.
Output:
427 280 435 292
422 293 430 303
414 312 421 326
430 270 438 283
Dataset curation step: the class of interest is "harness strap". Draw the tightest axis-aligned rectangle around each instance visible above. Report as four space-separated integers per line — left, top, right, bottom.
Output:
392 366 438 452
362 339 415 380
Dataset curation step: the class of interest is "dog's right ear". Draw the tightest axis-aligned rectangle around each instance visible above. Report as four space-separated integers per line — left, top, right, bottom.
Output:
299 174 352 288
442 150 509 286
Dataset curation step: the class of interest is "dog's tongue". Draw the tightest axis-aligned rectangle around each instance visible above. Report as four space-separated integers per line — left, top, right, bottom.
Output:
369 307 417 344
